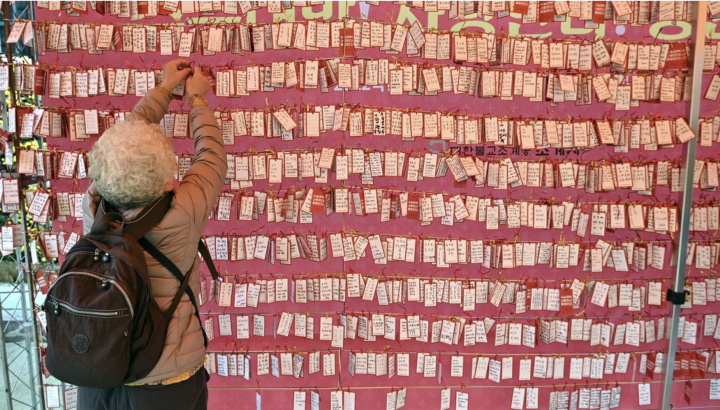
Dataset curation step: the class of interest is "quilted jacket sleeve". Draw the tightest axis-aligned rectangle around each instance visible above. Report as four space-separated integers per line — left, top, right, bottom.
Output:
130 87 171 125
173 106 228 231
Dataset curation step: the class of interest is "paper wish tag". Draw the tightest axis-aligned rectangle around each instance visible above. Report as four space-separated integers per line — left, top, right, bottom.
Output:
511 388 525 409
293 391 306 410
440 388 451 410
709 379 720 400
455 391 469 410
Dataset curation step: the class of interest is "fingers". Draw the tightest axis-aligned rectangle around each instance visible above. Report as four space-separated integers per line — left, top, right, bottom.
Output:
169 59 191 69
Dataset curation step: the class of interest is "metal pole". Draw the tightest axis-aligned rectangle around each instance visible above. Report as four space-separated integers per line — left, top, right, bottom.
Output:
0 257 14 405
2 2 45 408
659 2 706 409
0 10 14 406
14 211 42 410
0 6 21 408
18 3 46 407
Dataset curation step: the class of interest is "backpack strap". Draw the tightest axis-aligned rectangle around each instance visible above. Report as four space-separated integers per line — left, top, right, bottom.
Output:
197 240 220 281
114 194 175 240
90 212 125 236
138 238 210 348
138 239 194 318
90 201 125 236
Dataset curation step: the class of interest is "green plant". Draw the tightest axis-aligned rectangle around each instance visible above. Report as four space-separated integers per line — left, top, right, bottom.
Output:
0 260 19 283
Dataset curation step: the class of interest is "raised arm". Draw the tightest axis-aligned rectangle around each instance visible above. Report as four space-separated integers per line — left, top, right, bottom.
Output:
173 67 228 228
130 59 191 125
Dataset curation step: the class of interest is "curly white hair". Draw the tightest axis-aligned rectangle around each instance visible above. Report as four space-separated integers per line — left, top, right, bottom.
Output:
88 120 176 210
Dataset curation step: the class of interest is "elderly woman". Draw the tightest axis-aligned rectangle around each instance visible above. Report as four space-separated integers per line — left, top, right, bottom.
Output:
78 60 227 410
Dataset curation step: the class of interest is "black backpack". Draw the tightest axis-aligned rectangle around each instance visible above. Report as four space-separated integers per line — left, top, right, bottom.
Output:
44 193 218 388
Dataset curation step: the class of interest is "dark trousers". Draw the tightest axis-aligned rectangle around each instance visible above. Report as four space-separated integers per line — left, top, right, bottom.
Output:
78 369 208 410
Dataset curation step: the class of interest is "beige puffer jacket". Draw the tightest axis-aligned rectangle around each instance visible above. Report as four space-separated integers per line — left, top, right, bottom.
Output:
82 87 227 385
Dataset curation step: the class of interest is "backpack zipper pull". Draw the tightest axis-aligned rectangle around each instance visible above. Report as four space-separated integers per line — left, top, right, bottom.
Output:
52 299 60 316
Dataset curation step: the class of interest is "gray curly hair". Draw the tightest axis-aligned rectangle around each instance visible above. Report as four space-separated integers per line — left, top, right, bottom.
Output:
88 121 176 210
